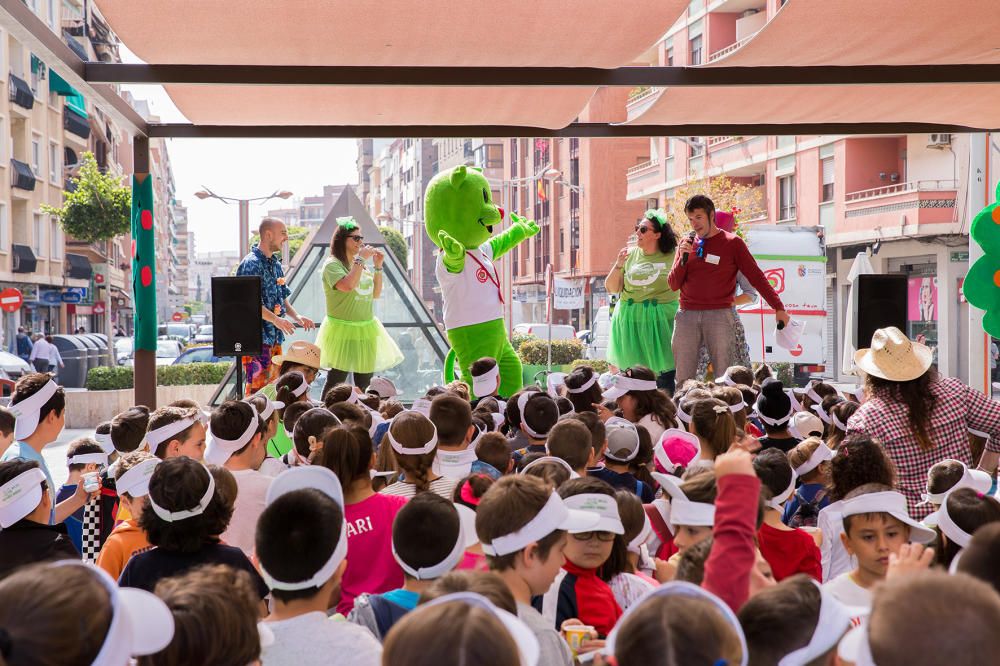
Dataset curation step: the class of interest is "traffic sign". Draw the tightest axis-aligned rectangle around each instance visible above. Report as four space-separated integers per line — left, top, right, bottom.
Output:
172 312 184 322
93 301 106 315
61 291 83 304
94 272 105 284
0 288 23 313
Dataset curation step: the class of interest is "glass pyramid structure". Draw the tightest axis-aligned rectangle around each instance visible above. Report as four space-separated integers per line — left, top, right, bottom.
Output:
210 186 449 404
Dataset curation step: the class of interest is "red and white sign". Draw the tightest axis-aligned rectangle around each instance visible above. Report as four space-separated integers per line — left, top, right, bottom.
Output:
94 273 105 284
0 288 23 313
172 312 184 322
93 300 106 315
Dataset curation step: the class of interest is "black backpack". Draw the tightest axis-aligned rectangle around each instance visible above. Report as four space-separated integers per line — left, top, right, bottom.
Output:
788 487 827 528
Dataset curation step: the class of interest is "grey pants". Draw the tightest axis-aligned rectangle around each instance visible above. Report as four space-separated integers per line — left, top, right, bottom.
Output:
672 308 737 387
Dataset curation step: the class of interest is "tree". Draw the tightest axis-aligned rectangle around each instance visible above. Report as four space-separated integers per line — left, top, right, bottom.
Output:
250 225 309 262
663 175 765 239
379 226 408 267
42 152 131 243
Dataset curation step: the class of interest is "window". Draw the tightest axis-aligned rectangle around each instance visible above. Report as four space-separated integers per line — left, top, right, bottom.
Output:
0 203 8 251
47 0 55 28
49 216 61 259
778 175 797 221
689 34 703 65
33 213 45 257
689 138 704 156
646 198 659 210
49 141 58 183
666 47 674 67
821 157 835 202
31 137 41 176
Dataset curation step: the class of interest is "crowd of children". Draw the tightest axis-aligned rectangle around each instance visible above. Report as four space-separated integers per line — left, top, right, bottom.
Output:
2 346 1000 665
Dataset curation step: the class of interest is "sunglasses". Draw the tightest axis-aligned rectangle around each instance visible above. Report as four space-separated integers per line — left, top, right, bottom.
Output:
571 531 616 542
348 235 364 242
634 225 654 235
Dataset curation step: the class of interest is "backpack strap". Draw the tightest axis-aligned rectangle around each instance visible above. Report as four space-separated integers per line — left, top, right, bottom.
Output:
368 595 411 639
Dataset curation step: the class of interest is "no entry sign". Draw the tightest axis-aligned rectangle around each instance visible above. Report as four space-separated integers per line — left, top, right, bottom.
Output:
0 288 23 313
172 312 184 322
93 301 106 315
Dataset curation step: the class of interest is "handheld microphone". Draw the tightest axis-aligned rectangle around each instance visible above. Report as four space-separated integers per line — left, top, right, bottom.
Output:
681 231 697 266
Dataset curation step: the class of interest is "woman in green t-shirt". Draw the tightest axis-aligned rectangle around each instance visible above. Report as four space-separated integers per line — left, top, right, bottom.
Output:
315 218 403 398
605 209 680 392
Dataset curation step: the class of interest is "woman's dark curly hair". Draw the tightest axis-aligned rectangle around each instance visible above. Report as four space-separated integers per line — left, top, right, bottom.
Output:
621 366 677 428
642 209 679 255
564 365 603 414
140 457 235 553
829 435 897 502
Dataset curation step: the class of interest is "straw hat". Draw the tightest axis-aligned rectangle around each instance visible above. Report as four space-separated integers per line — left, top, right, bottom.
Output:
853 327 933 382
272 340 321 370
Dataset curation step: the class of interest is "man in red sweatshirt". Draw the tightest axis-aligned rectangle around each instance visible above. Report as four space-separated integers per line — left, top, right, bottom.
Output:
668 195 789 385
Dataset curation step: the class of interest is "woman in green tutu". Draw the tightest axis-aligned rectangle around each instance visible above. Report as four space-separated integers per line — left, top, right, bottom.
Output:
317 217 403 398
605 209 680 393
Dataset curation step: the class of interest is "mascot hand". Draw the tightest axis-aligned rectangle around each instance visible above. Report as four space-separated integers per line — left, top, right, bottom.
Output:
511 213 540 236
437 229 467 273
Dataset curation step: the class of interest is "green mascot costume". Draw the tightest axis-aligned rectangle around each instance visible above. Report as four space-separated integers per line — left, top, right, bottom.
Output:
425 165 539 398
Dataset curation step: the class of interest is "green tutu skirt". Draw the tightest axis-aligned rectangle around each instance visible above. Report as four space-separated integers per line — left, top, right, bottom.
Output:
316 316 404 373
607 299 679 374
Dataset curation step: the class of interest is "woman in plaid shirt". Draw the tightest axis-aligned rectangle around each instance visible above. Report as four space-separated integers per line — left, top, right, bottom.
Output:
846 327 1000 518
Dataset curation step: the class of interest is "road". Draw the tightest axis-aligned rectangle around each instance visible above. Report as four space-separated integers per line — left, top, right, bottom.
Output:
36 428 95 489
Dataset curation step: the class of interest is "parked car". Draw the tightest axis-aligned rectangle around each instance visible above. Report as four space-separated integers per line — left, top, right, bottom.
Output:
513 323 577 340
0 351 31 379
158 323 195 344
124 339 184 367
114 338 134 365
173 345 223 365
193 324 213 344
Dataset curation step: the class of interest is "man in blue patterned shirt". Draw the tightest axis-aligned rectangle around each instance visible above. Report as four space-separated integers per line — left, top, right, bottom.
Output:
236 218 314 395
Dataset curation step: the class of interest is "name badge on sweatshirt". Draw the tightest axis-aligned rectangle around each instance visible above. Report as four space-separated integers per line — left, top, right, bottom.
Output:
705 253 721 265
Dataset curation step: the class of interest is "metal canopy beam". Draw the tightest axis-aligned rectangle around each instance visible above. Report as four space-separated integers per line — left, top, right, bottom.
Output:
0 0 148 136
148 121 991 139
85 63 1000 87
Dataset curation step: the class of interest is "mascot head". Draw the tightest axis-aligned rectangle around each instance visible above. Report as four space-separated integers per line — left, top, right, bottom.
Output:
424 165 505 250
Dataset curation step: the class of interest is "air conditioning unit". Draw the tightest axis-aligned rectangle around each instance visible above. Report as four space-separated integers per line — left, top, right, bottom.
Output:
927 134 952 149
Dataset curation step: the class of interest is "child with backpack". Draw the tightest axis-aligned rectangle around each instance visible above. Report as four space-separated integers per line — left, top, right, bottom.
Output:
783 437 834 529
348 493 474 640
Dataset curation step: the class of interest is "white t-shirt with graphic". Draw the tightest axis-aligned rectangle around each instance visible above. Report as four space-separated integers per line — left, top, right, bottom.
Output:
436 241 504 330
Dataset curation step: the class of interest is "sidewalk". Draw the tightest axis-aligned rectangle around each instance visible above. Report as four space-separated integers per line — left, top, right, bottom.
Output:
40 428 96 489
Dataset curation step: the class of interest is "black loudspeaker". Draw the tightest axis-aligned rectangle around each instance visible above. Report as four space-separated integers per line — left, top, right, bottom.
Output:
856 274 908 350
212 276 263 357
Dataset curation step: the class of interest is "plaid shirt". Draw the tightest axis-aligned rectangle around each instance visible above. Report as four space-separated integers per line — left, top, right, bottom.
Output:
236 244 291 346
846 376 1000 518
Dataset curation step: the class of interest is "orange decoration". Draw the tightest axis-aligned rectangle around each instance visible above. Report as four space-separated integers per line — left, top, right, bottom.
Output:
993 270 1000 288
992 207 1000 224
276 277 285 286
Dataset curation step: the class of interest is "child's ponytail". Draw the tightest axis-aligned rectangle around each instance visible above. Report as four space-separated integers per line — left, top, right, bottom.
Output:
387 411 439 494
689 398 736 459
275 371 309 419
314 424 373 488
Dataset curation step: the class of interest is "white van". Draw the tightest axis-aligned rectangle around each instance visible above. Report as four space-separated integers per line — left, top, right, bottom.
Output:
586 306 610 360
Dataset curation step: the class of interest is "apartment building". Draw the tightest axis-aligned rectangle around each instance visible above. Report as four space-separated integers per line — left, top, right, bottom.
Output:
506 88 648 329
625 0 973 382
190 249 241 307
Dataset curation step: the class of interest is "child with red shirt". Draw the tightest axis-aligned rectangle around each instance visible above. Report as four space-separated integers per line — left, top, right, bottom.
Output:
753 449 822 582
535 477 624 637
312 423 407 615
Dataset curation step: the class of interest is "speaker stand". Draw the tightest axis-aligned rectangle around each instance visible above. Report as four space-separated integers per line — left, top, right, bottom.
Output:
234 357 244 400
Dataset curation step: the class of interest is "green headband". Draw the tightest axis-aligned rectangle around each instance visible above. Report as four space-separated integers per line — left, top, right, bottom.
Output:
336 217 358 231
644 208 667 228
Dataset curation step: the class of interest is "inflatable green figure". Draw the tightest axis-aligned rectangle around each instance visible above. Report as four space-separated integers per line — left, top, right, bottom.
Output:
425 165 539 398
963 182 1000 336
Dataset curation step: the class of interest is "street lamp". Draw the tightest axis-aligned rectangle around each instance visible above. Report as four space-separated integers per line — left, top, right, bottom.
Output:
194 187 293 256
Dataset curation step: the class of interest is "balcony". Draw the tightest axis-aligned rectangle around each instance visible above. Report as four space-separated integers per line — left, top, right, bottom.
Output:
839 180 959 239
63 30 89 61
11 159 36 192
707 35 755 63
625 86 662 122
8 73 34 111
63 107 90 140
626 158 659 178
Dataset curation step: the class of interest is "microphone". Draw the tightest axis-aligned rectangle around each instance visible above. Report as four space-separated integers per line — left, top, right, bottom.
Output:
681 231 697 266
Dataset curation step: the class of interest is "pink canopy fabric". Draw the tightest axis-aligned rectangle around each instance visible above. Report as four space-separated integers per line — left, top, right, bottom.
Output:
95 0 688 67
711 0 1000 66
163 85 599 128
625 84 1000 130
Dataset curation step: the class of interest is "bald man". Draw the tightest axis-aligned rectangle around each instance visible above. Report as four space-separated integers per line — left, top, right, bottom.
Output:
235 218 314 395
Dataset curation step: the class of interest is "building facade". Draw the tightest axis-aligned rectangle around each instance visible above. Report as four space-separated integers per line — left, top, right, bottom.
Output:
625 0 973 382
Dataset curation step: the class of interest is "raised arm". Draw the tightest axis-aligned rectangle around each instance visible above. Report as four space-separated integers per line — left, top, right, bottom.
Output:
490 213 539 260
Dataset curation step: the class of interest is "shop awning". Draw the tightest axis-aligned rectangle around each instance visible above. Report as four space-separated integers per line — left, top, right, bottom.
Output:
11 245 36 274
49 69 88 118
65 253 92 280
